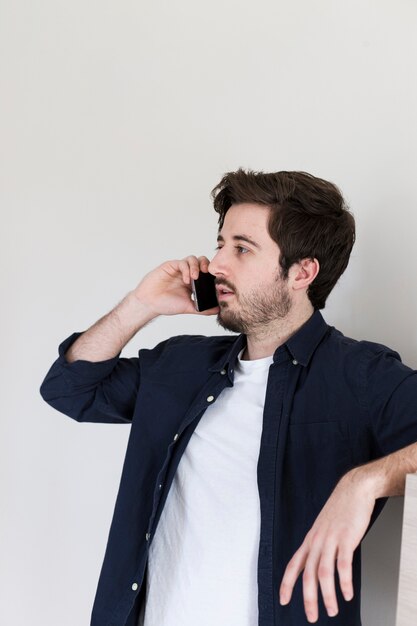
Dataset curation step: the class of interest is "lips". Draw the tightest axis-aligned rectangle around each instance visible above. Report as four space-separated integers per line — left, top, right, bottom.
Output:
216 285 235 300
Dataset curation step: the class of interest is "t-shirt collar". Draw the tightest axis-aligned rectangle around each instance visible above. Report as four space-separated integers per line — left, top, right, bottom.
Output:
208 310 329 375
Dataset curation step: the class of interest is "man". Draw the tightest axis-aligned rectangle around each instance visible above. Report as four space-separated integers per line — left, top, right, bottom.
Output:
40 169 417 626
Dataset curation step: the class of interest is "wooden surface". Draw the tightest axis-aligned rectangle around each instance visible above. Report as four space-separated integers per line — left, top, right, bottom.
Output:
396 473 417 626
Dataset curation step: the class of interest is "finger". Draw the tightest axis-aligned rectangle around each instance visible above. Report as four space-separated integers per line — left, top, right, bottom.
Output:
197 256 211 272
280 545 308 606
317 542 339 618
302 551 321 623
177 260 191 284
178 257 199 284
186 256 201 282
336 546 354 602
197 305 220 316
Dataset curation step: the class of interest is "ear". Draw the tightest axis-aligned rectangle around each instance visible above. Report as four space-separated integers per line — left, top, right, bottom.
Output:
290 258 320 291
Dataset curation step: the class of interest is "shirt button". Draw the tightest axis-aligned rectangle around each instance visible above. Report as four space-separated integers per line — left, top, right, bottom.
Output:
207 395 215 402
292 359 298 365
146 532 151 541
220 369 226 375
132 583 138 591
173 433 179 441
159 483 162 490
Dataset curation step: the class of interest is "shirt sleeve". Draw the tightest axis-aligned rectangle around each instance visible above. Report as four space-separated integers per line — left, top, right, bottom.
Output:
39 331 141 424
363 345 417 456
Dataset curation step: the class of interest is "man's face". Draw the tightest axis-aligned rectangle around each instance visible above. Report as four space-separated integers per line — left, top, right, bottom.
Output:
208 203 292 334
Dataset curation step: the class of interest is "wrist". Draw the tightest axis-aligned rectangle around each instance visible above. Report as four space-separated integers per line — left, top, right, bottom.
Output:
118 291 159 327
342 463 387 501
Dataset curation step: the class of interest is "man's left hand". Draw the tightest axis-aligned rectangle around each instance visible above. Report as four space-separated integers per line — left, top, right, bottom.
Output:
279 469 376 623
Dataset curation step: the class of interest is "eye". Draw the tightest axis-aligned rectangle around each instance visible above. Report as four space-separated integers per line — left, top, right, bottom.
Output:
214 244 250 254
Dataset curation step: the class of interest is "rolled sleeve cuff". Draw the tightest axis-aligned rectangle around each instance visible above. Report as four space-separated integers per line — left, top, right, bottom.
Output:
56 331 122 383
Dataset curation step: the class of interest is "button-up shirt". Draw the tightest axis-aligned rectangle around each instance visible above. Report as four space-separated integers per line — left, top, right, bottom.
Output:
39 311 417 626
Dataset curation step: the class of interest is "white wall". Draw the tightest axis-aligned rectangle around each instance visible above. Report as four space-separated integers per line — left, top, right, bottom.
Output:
1 1 416 624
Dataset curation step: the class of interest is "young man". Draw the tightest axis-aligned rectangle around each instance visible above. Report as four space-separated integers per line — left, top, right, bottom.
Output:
40 169 417 626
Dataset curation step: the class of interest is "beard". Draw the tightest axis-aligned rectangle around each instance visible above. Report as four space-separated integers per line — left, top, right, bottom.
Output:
216 272 292 334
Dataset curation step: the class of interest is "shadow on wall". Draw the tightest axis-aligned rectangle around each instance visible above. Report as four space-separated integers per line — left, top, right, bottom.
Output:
362 499 404 626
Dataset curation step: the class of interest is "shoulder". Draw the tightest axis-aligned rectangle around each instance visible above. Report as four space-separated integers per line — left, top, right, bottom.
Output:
138 333 238 369
321 326 416 399
313 326 417 420
324 325 402 363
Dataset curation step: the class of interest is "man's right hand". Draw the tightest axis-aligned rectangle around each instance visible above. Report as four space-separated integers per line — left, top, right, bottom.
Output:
63 255 219 364
132 255 220 318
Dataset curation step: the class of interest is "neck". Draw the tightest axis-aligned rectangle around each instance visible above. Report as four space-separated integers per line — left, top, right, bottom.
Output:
241 303 315 360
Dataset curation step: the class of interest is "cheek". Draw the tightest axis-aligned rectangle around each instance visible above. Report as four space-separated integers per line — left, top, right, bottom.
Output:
250 266 279 285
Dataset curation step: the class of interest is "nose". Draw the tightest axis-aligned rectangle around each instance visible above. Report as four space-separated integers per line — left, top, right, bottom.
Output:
208 247 229 278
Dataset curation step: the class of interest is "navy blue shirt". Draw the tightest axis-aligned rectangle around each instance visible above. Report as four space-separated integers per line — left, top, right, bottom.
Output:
39 311 417 626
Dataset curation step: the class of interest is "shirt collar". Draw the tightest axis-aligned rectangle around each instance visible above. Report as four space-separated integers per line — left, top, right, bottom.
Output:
284 310 329 367
208 333 246 379
208 310 329 375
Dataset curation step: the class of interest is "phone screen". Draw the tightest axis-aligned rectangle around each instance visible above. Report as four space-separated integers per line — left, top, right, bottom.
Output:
191 271 218 312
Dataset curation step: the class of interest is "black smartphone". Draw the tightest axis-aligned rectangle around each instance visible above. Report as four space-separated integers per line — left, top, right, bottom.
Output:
191 271 218 312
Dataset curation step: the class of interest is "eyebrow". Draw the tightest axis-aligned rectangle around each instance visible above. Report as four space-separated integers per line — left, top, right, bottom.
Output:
216 233 261 249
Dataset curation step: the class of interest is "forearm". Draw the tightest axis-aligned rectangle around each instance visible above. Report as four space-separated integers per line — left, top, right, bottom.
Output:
345 440 417 499
63 255 217 363
64 291 157 363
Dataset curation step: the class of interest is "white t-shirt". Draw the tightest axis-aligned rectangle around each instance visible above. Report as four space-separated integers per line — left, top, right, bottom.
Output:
139 348 273 626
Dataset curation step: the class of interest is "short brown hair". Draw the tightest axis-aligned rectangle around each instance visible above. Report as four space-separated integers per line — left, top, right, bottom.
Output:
211 168 355 310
